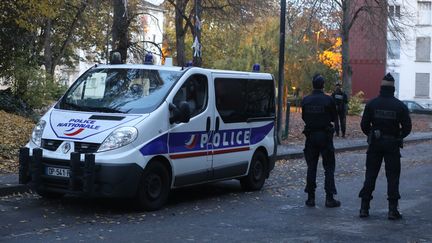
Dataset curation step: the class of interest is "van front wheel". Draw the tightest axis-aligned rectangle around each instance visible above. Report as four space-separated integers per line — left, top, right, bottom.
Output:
240 151 267 191
137 162 170 211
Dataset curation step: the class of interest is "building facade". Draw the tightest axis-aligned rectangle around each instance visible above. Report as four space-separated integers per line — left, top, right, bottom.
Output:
387 0 432 107
349 0 388 101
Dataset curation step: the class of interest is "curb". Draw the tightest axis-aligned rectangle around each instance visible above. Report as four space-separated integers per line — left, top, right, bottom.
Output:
0 184 29 197
276 136 431 161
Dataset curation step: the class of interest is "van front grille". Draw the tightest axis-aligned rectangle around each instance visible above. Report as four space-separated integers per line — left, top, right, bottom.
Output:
41 139 63 151
74 142 100 153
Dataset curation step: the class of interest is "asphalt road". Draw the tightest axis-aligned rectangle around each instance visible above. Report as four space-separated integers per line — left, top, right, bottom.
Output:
1 141 431 243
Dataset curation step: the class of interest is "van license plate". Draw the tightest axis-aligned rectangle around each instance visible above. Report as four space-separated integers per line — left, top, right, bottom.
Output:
46 167 70 178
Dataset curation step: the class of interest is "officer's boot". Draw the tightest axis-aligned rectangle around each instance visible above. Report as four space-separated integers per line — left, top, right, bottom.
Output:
388 200 402 220
359 199 370 218
325 194 341 208
305 192 315 207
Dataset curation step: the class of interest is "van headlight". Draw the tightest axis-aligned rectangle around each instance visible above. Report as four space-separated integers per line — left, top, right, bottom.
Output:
98 127 138 152
31 120 46 147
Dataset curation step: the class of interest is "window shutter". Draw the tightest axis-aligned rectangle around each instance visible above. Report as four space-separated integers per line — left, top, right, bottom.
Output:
416 37 431 62
415 73 430 97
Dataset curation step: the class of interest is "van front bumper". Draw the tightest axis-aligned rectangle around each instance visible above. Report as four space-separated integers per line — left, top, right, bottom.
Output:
19 148 143 198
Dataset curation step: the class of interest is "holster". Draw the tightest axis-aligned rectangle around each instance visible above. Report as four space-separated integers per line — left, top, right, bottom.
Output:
367 132 373 145
367 129 381 145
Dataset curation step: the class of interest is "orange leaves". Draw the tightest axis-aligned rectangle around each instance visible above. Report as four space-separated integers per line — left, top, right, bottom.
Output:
319 37 342 73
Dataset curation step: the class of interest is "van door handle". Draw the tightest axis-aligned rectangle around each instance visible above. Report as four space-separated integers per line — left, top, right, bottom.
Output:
206 117 211 132
215 117 220 132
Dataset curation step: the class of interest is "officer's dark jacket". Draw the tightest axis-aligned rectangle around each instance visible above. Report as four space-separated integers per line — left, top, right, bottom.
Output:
331 89 348 111
302 90 337 130
360 86 412 138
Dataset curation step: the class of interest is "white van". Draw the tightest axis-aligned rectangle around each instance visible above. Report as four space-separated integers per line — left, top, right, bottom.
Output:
19 64 276 210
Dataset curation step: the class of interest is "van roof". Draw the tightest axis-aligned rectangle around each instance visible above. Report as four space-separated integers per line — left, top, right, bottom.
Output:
94 64 273 79
94 64 184 72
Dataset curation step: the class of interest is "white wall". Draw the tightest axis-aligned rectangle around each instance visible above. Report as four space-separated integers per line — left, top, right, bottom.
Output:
387 0 432 106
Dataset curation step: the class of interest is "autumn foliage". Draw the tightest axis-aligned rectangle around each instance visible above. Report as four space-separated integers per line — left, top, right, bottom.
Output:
319 37 342 74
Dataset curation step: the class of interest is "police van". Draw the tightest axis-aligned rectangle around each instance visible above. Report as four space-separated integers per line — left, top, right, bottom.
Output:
19 63 276 210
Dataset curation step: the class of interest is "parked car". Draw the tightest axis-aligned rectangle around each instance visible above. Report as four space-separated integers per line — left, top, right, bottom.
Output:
402 100 432 115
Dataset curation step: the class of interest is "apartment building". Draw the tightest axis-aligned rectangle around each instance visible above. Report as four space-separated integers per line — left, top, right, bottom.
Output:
387 0 432 107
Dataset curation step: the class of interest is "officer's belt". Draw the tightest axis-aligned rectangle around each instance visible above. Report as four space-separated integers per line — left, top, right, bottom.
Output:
381 135 397 139
307 128 330 132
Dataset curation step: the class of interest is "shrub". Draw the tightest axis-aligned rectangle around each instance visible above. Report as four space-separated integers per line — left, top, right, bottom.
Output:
348 91 364 116
12 65 67 109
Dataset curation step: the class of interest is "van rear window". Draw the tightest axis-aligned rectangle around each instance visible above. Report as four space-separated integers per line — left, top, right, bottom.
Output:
215 78 275 123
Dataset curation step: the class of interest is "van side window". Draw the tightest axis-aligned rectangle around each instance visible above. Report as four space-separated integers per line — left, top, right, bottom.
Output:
173 74 208 117
215 78 247 123
215 78 275 123
246 79 275 118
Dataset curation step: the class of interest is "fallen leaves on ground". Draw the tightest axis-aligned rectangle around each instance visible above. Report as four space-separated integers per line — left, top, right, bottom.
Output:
0 110 35 173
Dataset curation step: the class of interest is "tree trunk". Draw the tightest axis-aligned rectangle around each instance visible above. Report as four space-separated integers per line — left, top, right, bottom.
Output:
43 19 54 76
112 0 129 63
192 0 202 67
341 0 352 98
44 1 88 76
175 0 187 66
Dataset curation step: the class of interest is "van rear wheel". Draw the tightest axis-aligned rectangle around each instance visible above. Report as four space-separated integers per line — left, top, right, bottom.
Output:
137 162 170 211
240 151 267 191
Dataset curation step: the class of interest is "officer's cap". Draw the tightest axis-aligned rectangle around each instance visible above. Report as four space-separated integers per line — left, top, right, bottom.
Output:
312 74 325 89
383 73 395 82
382 73 395 86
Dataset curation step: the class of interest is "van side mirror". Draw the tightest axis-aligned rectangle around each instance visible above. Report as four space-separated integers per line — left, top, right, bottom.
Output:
169 101 191 124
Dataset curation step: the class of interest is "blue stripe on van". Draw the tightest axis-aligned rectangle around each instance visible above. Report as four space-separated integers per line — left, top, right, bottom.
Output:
139 122 274 157
139 134 168 156
250 122 274 145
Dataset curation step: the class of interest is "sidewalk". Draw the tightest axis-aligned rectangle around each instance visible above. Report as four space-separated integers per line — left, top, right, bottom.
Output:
1 131 431 197
276 131 432 160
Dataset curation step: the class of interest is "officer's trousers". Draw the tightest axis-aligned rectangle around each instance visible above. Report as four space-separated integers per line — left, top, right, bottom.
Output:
359 139 401 201
303 131 337 195
334 109 346 136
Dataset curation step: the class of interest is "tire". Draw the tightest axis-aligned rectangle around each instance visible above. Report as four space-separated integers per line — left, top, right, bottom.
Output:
137 162 170 211
37 190 64 199
240 151 267 191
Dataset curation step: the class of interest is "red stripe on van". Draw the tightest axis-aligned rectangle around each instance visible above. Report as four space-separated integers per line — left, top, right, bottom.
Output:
211 147 250 155
169 147 250 159
170 151 208 159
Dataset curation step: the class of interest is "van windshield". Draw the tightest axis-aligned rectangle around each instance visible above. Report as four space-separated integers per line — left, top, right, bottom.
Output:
57 68 183 114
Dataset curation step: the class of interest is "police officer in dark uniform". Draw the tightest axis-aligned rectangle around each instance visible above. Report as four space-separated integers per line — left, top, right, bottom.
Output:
302 74 341 208
358 73 411 220
331 83 348 137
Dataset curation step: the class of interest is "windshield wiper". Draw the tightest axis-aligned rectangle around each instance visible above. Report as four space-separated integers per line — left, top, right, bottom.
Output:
61 102 92 112
85 106 125 113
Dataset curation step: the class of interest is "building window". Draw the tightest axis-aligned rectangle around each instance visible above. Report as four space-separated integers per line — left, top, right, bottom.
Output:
416 37 431 62
389 5 401 18
388 40 401 59
418 1 432 25
415 73 430 97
